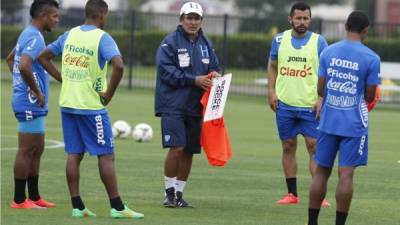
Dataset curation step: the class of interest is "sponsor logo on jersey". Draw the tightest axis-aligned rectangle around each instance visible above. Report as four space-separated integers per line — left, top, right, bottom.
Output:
280 64 312 77
287 56 307 63
64 44 94 56
329 58 359 71
63 53 90 68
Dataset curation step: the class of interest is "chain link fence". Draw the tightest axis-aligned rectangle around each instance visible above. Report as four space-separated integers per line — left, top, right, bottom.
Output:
2 6 400 104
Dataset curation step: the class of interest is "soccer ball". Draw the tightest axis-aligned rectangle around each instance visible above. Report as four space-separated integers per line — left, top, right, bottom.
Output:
132 123 153 142
112 120 132 139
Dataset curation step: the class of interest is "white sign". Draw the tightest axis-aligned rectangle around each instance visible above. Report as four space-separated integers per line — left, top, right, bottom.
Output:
203 73 232 122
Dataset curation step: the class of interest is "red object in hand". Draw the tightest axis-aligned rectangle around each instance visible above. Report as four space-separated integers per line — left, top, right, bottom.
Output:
200 87 233 167
367 86 380 112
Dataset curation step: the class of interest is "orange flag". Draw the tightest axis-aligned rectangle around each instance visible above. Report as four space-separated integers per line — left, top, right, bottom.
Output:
200 88 233 166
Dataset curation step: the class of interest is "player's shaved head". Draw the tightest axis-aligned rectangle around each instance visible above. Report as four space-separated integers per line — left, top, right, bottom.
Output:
30 0 59 19
85 0 108 19
346 11 369 33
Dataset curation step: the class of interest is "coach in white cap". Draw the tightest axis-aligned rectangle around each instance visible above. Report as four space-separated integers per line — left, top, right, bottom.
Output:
180 1 203 17
155 1 220 208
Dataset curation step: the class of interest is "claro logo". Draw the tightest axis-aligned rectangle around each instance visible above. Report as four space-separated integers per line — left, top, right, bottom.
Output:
280 65 312 78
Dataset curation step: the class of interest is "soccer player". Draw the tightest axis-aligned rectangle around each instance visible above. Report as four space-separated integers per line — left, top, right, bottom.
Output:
155 2 220 208
267 2 330 206
307 11 380 225
38 0 144 219
6 0 60 209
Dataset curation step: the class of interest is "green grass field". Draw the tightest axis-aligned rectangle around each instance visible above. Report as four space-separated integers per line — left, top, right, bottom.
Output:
1 79 399 225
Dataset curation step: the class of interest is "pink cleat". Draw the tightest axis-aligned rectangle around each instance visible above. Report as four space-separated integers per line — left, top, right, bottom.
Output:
11 199 44 209
276 193 300 205
30 198 56 208
321 199 331 207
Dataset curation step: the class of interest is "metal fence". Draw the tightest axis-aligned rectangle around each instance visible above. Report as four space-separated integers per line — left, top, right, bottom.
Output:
2 6 400 104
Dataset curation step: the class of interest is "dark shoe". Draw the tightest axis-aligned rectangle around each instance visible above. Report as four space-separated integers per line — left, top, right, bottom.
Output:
163 187 175 208
175 191 192 208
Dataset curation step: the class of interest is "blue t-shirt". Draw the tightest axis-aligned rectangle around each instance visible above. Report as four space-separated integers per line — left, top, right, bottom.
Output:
318 39 381 137
12 25 49 121
269 31 328 111
269 31 328 61
47 25 121 115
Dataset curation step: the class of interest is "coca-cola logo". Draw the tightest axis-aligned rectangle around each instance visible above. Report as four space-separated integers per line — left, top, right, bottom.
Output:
63 53 90 68
327 79 357 95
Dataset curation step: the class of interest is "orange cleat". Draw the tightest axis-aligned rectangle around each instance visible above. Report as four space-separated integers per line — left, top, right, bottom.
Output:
29 198 56 208
11 199 44 209
276 193 300 205
321 199 331 207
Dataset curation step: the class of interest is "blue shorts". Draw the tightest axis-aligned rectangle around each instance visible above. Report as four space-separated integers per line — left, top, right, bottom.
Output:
160 114 202 154
314 132 368 168
276 104 318 140
18 116 46 134
61 112 114 156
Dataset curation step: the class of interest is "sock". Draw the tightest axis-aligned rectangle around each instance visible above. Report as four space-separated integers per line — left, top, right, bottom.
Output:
14 178 27 204
336 211 348 225
164 176 176 190
27 176 40 201
71 196 85 210
110 196 124 211
175 180 186 193
308 208 320 225
286 177 297 196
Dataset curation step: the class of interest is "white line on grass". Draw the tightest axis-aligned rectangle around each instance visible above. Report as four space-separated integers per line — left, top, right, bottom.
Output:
0 135 64 151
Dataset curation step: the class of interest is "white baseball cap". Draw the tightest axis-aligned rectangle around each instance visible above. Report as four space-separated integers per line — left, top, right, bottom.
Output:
180 2 203 17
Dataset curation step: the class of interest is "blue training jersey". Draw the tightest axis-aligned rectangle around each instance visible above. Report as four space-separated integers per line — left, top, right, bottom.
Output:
269 31 328 61
12 25 49 121
318 39 381 137
269 30 328 111
47 24 121 115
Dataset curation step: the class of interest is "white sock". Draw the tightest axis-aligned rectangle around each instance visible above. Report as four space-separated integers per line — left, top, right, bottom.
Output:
175 180 186 193
164 176 176 190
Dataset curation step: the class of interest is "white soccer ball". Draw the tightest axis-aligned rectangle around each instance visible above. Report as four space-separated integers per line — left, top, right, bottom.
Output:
132 123 153 142
112 120 132 139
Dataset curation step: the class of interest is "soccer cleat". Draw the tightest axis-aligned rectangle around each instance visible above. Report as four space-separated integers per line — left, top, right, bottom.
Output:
29 198 56 208
276 193 300 205
11 199 44 209
321 199 331 207
175 191 193 208
110 205 144 219
72 208 97 218
163 187 175 208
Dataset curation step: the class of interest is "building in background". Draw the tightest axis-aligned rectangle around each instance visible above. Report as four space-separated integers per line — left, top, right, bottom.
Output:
141 0 237 15
375 0 400 24
140 0 239 34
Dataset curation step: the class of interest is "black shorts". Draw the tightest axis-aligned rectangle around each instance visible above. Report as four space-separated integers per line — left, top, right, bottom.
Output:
160 114 202 154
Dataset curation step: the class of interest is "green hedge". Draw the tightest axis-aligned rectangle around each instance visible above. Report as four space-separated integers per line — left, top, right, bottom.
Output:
2 26 399 69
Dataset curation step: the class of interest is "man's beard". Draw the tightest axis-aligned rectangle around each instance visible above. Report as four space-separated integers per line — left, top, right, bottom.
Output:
293 25 307 34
